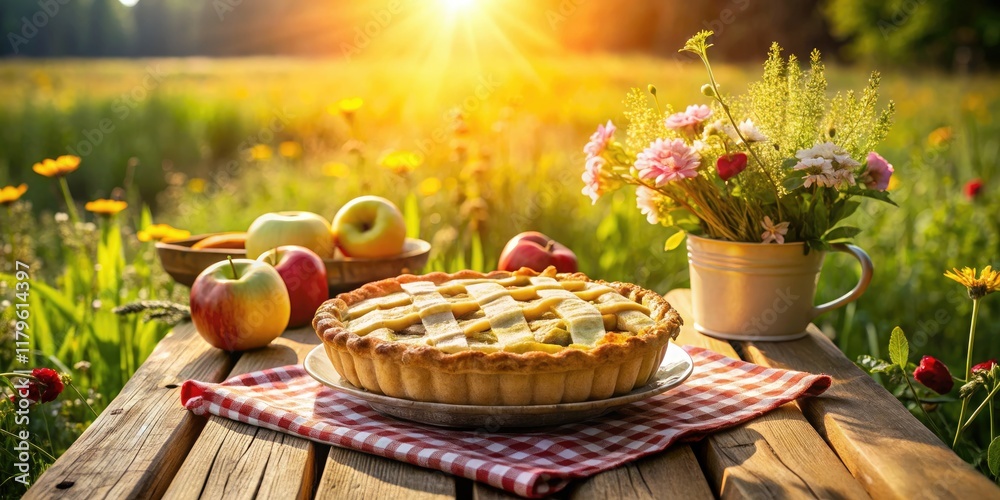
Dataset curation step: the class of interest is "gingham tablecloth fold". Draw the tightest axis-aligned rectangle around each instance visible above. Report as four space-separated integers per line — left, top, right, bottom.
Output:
181 345 831 498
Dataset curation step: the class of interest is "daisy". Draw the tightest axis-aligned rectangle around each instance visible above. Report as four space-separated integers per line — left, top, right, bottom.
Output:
793 157 836 188
944 266 1000 300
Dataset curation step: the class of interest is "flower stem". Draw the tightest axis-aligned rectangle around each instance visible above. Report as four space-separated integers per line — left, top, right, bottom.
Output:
954 298 981 448
58 176 80 224
902 372 944 438
68 380 99 418
958 380 1000 436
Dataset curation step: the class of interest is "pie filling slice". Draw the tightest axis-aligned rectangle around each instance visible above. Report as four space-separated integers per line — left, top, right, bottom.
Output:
339 274 657 352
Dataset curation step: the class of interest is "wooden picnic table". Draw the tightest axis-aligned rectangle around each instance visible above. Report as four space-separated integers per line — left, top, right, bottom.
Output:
25 289 1000 499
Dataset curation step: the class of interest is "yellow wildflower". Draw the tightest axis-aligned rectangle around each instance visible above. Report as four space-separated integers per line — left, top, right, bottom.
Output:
249 144 273 161
322 162 350 178
927 127 953 147
138 223 191 243
380 150 422 175
0 184 27 206
418 177 442 197
331 97 364 116
187 178 206 193
945 266 1000 300
887 175 901 191
279 141 303 159
33 155 81 178
84 199 128 217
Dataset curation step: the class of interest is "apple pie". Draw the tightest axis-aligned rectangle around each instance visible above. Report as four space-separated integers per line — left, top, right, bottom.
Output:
313 267 681 405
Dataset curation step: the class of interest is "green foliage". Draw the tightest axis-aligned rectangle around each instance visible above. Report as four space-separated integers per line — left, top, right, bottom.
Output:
889 326 909 369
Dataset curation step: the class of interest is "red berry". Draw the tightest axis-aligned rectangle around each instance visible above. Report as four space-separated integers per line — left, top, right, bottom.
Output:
913 356 954 394
716 153 748 181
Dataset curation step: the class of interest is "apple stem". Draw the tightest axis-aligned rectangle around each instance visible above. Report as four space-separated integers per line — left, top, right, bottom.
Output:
227 255 239 280
544 240 555 252
270 248 278 266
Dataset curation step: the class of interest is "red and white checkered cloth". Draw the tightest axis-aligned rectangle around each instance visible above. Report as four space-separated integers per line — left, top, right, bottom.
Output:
181 345 830 498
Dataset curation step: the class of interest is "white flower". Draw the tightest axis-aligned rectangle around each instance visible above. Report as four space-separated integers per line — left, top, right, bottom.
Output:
54 212 69 223
794 157 837 188
760 216 790 244
738 119 768 143
636 186 664 225
793 142 861 189
702 120 727 140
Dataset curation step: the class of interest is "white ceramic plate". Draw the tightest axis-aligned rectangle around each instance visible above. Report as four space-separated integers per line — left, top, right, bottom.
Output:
303 343 694 429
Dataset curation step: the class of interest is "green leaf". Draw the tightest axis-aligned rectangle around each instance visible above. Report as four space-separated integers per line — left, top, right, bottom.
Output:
989 437 1000 477
824 226 862 242
889 327 908 370
856 354 897 375
781 157 799 170
845 186 899 206
664 230 686 251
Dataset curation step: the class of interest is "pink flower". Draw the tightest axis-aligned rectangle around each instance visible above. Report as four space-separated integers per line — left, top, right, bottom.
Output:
584 120 616 157
635 139 701 186
862 152 894 191
582 156 606 204
636 186 662 224
665 105 713 133
760 216 790 244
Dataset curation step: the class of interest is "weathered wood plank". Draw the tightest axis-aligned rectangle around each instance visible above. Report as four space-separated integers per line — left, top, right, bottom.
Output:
25 323 235 500
568 446 713 500
665 289 870 500
315 447 455 500
739 319 1000 498
163 326 321 500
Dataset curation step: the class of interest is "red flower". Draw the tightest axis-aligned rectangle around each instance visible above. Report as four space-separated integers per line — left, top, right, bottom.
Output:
972 359 997 374
964 178 984 200
913 356 954 394
32 368 64 403
716 152 748 181
8 368 64 405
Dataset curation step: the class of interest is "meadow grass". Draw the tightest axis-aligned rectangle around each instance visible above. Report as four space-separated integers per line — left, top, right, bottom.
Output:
1 55 999 487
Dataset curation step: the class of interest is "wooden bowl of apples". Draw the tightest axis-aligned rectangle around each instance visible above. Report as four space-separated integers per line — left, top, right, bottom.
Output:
157 196 431 293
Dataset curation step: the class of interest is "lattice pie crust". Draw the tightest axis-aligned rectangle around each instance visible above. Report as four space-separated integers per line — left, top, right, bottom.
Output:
313 267 681 405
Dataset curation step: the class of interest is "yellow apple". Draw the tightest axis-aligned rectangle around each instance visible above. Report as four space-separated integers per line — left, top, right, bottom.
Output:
245 211 335 259
332 196 406 258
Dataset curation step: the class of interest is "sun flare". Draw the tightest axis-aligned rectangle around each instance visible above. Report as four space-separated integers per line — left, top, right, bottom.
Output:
441 0 477 13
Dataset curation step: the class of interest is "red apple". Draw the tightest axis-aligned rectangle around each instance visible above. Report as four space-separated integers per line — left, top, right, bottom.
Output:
190 258 291 351
258 246 329 328
332 196 407 258
246 211 335 259
498 231 578 273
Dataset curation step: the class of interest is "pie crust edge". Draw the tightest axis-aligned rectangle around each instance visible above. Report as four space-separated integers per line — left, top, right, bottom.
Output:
312 267 683 405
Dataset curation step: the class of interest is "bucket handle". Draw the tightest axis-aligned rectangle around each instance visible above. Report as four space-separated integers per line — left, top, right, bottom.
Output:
813 244 873 318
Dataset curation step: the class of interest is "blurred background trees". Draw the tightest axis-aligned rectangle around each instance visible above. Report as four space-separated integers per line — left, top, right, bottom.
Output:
1 0 998 69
